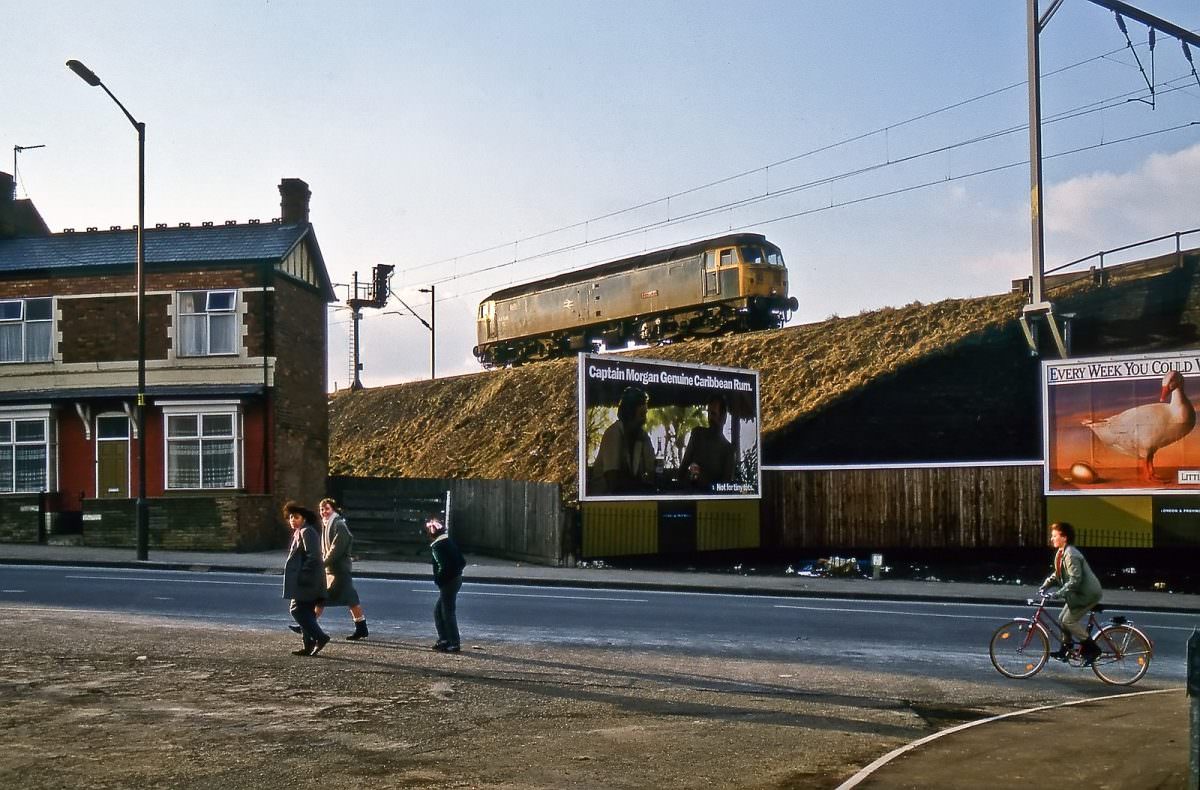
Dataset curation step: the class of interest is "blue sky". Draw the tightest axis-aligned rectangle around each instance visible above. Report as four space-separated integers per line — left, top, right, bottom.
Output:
6 1 1200 387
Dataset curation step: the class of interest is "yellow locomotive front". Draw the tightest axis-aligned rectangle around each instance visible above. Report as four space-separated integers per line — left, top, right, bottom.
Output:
715 235 792 321
702 237 797 330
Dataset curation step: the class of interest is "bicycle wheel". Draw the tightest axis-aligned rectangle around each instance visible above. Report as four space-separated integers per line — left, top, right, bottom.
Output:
990 619 1049 679
1091 624 1153 685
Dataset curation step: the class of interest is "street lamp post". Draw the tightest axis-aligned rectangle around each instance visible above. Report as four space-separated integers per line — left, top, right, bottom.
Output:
67 59 149 560
418 286 435 380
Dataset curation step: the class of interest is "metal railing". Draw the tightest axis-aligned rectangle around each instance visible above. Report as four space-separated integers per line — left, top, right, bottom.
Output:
1046 228 1200 276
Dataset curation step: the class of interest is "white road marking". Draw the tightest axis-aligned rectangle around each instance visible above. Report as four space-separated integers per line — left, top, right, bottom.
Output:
414 589 647 603
1 589 24 593
836 687 1182 789
775 604 993 620
66 575 277 587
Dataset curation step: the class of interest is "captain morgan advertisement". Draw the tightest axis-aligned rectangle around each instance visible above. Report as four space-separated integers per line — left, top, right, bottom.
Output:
1044 349 1200 495
578 353 761 501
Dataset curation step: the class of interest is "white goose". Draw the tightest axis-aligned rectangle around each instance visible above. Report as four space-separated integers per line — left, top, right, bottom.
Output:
1083 370 1196 481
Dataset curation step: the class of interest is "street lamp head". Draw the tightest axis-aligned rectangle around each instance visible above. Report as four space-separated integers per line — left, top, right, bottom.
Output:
418 287 433 294
66 59 102 87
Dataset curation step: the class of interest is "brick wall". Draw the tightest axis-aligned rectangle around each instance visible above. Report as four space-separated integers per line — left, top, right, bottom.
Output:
0 495 42 542
0 264 270 365
81 494 279 551
270 276 329 506
60 294 172 363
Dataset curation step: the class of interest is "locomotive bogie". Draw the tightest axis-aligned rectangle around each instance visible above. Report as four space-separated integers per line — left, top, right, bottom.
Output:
474 233 794 367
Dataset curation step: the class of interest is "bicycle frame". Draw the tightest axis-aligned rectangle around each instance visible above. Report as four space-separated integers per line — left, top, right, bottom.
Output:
990 593 1154 684
1025 596 1087 649
1028 595 1141 657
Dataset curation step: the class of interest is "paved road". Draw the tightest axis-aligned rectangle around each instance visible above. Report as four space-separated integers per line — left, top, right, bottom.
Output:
4 547 1198 787
5 564 1192 686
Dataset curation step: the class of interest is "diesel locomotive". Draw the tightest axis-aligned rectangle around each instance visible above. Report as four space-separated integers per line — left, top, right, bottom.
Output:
473 233 798 367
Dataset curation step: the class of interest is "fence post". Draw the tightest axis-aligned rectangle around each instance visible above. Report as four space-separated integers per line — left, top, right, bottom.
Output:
1190 629 1200 790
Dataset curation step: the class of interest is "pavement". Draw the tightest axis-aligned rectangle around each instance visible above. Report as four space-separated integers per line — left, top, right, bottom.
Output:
2 541 1196 788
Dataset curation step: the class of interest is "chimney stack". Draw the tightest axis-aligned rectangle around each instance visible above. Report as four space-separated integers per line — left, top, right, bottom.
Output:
0 172 14 238
279 178 311 225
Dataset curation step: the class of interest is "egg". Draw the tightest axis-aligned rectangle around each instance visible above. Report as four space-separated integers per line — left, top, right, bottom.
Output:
1069 462 1098 484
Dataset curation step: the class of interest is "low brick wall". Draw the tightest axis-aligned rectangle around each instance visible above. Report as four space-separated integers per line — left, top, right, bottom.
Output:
0 495 42 543
81 495 278 551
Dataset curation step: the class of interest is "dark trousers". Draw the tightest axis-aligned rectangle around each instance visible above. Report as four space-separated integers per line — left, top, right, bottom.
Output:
290 599 328 645
434 575 462 647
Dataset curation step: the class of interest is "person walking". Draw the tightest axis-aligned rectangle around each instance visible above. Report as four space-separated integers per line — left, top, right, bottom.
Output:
315 497 369 641
426 516 465 653
282 500 330 657
1039 521 1103 665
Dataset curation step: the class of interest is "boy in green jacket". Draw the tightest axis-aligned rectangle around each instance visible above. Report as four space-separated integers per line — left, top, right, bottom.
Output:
426 517 466 653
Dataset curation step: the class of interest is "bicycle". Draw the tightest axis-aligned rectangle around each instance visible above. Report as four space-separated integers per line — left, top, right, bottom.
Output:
988 593 1153 685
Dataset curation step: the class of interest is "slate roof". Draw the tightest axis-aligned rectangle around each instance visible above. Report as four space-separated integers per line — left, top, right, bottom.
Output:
0 221 335 300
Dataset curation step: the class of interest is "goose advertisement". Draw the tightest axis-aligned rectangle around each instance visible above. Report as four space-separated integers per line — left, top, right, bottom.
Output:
578 353 761 501
1044 349 1200 494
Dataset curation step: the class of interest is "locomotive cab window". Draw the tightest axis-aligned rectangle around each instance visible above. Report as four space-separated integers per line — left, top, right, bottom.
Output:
766 249 785 266
740 246 764 265
719 249 733 267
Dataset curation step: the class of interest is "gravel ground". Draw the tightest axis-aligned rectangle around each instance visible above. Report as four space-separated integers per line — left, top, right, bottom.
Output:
0 607 1059 790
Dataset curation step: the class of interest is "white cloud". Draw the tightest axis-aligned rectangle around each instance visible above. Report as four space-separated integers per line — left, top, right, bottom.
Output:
959 248 1031 283
1044 142 1200 246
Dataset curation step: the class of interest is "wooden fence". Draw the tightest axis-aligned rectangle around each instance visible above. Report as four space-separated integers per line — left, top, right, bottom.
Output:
330 476 571 566
760 463 1046 550
331 463 1047 565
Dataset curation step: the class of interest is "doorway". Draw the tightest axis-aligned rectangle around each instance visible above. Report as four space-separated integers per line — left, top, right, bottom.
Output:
96 414 130 498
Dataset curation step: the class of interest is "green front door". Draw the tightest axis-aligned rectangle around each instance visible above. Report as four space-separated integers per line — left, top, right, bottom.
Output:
96 415 130 499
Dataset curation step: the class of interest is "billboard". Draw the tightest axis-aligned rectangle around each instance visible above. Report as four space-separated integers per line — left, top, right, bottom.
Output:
578 353 761 501
1044 349 1200 495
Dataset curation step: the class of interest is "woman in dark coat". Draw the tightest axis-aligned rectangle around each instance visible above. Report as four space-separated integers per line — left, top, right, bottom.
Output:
282 500 329 656
315 497 368 640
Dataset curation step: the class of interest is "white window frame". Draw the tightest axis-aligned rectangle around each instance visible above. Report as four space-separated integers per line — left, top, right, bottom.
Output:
0 297 53 364
177 289 239 357
0 405 55 494
160 400 243 490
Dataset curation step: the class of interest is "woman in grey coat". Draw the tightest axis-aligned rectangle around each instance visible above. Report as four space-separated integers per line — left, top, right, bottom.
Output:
315 497 368 640
282 500 329 656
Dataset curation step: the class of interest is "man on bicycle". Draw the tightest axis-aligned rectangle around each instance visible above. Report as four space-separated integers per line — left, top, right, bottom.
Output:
1039 522 1103 665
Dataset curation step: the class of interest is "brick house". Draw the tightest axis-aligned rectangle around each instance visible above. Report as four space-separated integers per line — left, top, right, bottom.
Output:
0 173 335 549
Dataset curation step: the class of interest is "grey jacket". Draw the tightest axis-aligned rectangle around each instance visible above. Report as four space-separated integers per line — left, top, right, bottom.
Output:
283 523 327 603
1042 544 1102 610
321 514 360 607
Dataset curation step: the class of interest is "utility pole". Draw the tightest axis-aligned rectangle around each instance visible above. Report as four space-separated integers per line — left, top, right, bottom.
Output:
419 285 435 380
1019 0 1200 358
68 59 150 561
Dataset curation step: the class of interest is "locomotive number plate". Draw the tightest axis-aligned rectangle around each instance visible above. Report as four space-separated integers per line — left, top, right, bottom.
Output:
641 290 659 299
